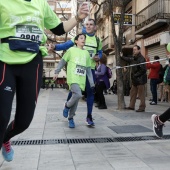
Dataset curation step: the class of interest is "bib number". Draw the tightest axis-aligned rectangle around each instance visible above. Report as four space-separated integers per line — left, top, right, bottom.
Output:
88 50 95 58
15 25 43 42
75 65 86 76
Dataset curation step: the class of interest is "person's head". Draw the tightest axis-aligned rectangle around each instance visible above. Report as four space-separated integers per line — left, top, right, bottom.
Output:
99 53 107 65
154 56 160 60
133 45 141 56
84 19 96 34
74 34 86 48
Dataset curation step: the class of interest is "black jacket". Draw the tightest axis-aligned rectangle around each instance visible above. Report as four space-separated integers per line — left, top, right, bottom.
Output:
121 53 147 86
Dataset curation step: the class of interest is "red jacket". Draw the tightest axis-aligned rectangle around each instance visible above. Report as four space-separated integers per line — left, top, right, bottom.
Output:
146 59 161 79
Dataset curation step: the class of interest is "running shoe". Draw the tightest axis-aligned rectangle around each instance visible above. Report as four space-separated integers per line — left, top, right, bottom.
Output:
86 117 95 126
151 114 164 138
63 104 69 118
2 141 14 162
68 118 75 128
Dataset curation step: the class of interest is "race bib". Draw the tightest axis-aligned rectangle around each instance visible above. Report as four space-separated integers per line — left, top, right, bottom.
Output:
75 65 86 76
15 25 43 42
88 50 95 58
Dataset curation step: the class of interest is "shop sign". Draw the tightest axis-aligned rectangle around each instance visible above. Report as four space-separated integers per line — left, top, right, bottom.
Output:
144 34 160 46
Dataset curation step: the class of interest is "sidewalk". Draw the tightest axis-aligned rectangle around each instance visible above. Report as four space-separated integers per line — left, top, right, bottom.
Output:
0 88 170 170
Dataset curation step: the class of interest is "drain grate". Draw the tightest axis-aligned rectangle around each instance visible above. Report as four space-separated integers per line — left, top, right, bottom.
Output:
11 135 170 146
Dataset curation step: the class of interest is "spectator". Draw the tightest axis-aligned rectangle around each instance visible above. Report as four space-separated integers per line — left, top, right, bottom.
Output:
146 56 161 105
120 45 147 112
95 53 110 109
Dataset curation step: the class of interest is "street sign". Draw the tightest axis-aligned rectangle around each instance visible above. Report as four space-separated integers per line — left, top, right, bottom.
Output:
113 13 133 26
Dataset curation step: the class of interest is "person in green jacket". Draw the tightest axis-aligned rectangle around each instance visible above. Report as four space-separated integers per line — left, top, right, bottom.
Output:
53 34 94 128
0 0 89 162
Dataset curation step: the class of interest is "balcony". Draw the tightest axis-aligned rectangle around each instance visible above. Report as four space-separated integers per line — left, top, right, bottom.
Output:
135 0 170 35
102 36 114 54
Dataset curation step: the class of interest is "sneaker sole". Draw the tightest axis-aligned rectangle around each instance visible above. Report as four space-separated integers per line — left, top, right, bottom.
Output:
151 114 162 139
85 122 95 126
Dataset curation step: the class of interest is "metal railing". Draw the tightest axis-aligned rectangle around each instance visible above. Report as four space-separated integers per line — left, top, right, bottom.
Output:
136 0 170 28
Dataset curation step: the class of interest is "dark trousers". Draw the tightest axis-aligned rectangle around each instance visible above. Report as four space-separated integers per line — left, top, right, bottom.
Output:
159 107 170 123
96 81 106 106
150 79 158 103
0 53 43 149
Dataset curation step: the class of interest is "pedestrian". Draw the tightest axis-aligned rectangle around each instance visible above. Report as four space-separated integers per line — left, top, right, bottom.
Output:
95 53 110 109
120 45 147 112
0 0 89 162
53 34 94 128
51 18 102 126
146 56 161 105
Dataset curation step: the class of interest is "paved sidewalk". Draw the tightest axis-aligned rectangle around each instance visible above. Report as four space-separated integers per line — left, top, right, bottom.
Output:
0 88 170 170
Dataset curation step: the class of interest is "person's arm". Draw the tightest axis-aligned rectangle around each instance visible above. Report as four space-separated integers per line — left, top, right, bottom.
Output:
55 40 74 51
45 2 89 35
54 59 66 74
134 58 147 77
95 64 106 76
86 67 95 87
120 53 134 63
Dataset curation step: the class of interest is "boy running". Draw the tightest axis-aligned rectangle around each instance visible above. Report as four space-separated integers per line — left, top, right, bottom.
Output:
53 34 94 128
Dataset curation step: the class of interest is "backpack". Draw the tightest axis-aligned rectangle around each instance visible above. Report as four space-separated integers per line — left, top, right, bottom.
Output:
157 64 164 84
106 66 112 79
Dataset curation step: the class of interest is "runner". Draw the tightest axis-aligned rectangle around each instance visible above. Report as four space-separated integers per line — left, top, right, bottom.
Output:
0 0 89 162
53 34 94 128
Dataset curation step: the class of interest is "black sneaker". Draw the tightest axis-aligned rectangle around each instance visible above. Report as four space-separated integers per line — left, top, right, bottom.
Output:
151 114 164 138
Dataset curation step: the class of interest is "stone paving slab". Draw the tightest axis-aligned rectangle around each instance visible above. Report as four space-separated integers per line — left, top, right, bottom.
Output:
1 88 170 170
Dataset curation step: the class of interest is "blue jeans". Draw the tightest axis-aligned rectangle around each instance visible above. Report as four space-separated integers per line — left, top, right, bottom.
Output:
67 69 95 115
150 79 158 103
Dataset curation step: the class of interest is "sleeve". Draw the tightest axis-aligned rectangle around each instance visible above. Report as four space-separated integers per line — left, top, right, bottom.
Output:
54 59 66 74
55 40 74 51
43 0 61 30
147 61 160 69
121 56 134 63
62 49 70 62
134 58 147 77
95 64 106 75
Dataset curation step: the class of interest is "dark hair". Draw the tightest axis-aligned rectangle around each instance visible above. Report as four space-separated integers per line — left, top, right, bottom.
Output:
154 56 160 60
134 45 140 50
87 18 96 25
74 34 86 46
100 53 107 65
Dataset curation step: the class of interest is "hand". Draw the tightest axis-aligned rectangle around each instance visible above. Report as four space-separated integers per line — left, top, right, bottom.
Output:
48 43 55 53
53 74 58 81
93 55 100 62
77 2 89 20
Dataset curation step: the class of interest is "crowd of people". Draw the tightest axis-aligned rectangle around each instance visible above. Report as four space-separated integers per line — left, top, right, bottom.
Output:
1 0 170 164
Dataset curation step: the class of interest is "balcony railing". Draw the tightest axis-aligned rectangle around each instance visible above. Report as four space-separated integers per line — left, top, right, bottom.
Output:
136 0 170 31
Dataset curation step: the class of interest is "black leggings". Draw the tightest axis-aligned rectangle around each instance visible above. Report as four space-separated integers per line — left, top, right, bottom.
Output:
96 81 106 106
0 53 43 149
159 107 170 123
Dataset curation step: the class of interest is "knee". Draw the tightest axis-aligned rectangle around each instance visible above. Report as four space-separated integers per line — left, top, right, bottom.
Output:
15 121 31 132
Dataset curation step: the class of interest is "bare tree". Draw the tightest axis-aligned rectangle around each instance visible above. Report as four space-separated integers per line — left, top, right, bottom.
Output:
90 0 131 109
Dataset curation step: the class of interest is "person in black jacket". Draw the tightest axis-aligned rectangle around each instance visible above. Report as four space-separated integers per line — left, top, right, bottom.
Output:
121 45 147 112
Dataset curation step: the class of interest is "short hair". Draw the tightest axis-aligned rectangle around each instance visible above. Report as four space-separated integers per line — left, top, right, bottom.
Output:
154 56 160 60
74 33 86 46
100 53 107 65
134 45 140 50
85 18 96 25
